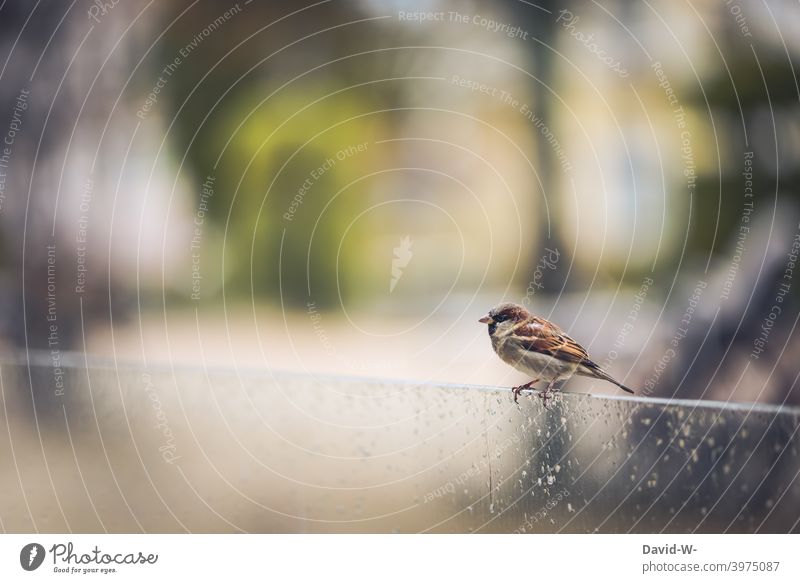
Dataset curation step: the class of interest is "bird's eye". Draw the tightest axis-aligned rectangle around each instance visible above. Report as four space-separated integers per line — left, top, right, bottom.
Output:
494 313 507 323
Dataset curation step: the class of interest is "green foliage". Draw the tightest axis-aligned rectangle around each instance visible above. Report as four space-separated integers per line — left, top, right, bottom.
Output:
205 84 380 307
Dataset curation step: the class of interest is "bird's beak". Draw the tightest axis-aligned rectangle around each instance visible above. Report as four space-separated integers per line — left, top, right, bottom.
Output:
479 315 493 324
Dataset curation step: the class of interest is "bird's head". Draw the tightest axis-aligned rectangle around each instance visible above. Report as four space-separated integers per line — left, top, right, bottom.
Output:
479 302 530 334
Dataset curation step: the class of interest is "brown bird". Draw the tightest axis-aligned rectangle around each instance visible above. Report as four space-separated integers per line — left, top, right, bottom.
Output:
479 302 635 406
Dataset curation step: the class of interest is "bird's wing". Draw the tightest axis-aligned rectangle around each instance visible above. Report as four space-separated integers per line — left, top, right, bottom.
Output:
511 320 589 364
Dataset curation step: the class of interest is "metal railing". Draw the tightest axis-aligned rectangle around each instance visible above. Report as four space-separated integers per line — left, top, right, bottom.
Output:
1 355 798 533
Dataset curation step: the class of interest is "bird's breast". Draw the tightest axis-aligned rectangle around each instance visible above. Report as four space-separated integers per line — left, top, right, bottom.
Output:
491 333 576 380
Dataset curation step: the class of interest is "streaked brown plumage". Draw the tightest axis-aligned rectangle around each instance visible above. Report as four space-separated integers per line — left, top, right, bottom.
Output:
479 302 635 406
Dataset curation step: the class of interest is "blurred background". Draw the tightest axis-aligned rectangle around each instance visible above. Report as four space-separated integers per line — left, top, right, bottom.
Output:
1 0 799 405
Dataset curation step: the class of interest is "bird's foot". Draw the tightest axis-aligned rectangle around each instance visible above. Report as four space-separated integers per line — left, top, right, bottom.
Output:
511 384 527 403
536 379 562 410
512 380 538 403
537 390 552 410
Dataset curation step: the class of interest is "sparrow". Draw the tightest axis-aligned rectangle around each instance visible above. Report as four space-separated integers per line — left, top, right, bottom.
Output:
479 302 635 406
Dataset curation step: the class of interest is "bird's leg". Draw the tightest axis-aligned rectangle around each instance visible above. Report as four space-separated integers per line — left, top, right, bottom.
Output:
538 378 559 410
512 379 538 403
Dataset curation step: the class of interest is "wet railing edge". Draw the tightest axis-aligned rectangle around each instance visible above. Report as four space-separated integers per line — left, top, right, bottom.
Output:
3 350 799 417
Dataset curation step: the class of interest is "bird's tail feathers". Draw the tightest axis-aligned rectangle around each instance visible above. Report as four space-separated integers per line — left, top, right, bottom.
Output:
578 360 635 394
